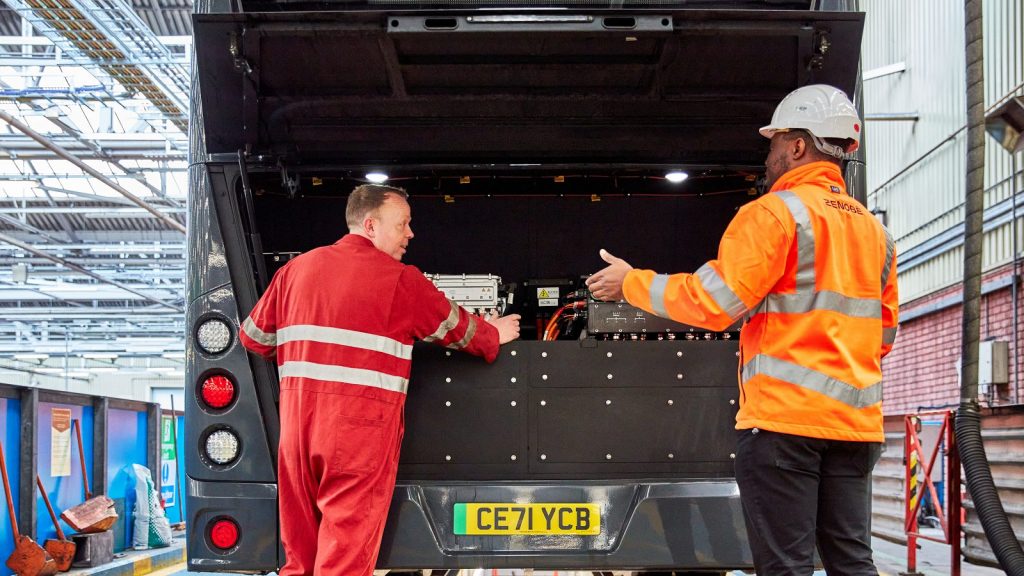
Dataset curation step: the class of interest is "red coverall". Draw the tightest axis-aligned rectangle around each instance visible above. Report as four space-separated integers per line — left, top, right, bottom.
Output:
239 234 499 575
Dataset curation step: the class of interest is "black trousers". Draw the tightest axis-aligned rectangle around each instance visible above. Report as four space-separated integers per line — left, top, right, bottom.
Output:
735 428 882 576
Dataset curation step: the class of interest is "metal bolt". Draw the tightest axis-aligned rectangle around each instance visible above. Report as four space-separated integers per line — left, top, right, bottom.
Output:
511 350 517 357
511 454 517 461
677 351 683 357
511 377 517 383
667 399 673 406
541 454 547 460
729 399 736 405
668 453 674 459
540 400 547 406
607 373 613 380
542 374 548 380
445 401 451 407
541 351 548 358
730 453 736 459
510 400 517 407
676 373 683 380
445 455 452 461
445 377 452 383
605 454 612 460
446 351 452 357
607 352 613 358
605 399 612 406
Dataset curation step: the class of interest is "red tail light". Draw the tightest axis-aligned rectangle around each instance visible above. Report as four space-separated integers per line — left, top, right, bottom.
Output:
201 375 236 409
209 518 240 549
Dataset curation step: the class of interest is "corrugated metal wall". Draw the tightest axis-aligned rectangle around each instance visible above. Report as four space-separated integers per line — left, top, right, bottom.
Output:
872 412 1024 568
862 0 1023 303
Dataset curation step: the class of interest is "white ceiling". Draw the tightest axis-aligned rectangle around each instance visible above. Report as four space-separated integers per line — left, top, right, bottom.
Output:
0 0 191 381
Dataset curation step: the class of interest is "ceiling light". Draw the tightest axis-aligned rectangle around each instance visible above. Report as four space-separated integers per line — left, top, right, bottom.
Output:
365 172 389 184
665 171 689 184
87 367 118 373
82 353 118 359
14 354 49 360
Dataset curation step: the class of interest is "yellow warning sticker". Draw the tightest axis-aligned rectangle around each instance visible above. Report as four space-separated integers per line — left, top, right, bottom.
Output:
537 287 559 307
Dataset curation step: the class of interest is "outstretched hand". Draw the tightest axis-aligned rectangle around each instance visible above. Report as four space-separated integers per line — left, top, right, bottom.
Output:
486 312 522 344
585 249 633 302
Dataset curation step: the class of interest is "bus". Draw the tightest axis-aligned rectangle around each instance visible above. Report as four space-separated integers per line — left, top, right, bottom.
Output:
186 0 865 573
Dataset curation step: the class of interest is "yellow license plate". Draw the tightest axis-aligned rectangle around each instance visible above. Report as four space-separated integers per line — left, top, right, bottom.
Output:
453 503 600 535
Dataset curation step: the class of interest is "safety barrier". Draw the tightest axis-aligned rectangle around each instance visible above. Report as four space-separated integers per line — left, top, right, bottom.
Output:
0 383 181 573
903 410 962 576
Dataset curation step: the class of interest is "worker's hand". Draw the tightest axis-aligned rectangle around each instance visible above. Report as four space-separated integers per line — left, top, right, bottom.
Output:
487 313 521 344
586 249 633 302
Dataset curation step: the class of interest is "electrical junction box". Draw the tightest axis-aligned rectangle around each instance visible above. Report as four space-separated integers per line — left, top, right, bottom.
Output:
978 340 1009 387
427 274 501 313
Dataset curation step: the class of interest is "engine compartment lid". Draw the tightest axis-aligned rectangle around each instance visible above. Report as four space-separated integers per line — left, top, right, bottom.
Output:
193 8 864 166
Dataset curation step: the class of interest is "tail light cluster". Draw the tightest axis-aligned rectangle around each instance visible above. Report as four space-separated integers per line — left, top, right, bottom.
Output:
194 316 244 551
195 317 242 468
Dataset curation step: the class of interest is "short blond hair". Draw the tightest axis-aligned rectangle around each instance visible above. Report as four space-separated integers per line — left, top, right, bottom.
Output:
345 184 408 229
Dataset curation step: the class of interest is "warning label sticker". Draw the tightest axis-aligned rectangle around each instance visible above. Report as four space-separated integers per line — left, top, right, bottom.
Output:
537 287 560 307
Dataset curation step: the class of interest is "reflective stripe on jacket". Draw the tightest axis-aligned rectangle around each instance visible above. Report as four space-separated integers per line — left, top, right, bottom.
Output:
622 161 898 442
239 234 499 397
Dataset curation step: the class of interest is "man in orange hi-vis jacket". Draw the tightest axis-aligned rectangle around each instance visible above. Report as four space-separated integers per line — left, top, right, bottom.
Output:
239 184 521 575
587 85 898 576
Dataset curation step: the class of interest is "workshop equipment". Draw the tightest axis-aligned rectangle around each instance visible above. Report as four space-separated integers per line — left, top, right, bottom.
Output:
59 420 117 533
35 476 75 571
1 441 57 576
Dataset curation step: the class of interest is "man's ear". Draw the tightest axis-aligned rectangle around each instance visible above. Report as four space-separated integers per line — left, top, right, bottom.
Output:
363 216 375 237
791 136 808 160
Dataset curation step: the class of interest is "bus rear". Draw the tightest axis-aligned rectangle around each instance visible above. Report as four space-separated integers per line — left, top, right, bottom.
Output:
185 1 864 572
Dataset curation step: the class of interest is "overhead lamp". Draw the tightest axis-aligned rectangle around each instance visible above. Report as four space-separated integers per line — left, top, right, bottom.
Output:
985 96 1024 154
162 352 185 360
14 353 49 360
665 171 689 184
365 172 389 184
87 367 118 373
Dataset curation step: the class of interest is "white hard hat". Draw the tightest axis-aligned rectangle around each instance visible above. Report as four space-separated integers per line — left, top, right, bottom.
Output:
759 84 862 156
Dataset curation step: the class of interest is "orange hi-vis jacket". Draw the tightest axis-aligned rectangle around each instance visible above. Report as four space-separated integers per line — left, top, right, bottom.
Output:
623 161 898 442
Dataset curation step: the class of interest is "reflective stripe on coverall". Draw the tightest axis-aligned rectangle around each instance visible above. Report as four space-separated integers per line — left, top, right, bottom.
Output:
622 161 898 442
240 234 499 575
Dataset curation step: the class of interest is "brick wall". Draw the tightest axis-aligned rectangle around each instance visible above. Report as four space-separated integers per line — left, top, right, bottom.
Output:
882 264 1023 414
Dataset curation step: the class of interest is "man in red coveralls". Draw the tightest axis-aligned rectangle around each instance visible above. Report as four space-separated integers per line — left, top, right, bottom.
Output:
239 184 521 575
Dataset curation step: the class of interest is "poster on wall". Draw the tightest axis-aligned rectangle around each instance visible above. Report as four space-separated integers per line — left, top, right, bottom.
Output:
51 407 72 477
160 415 176 507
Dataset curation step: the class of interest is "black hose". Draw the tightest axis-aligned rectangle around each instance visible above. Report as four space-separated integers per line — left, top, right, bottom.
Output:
957 0 1024 573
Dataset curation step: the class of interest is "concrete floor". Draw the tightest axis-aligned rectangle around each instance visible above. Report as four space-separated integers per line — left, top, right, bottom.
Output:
75 531 1010 576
